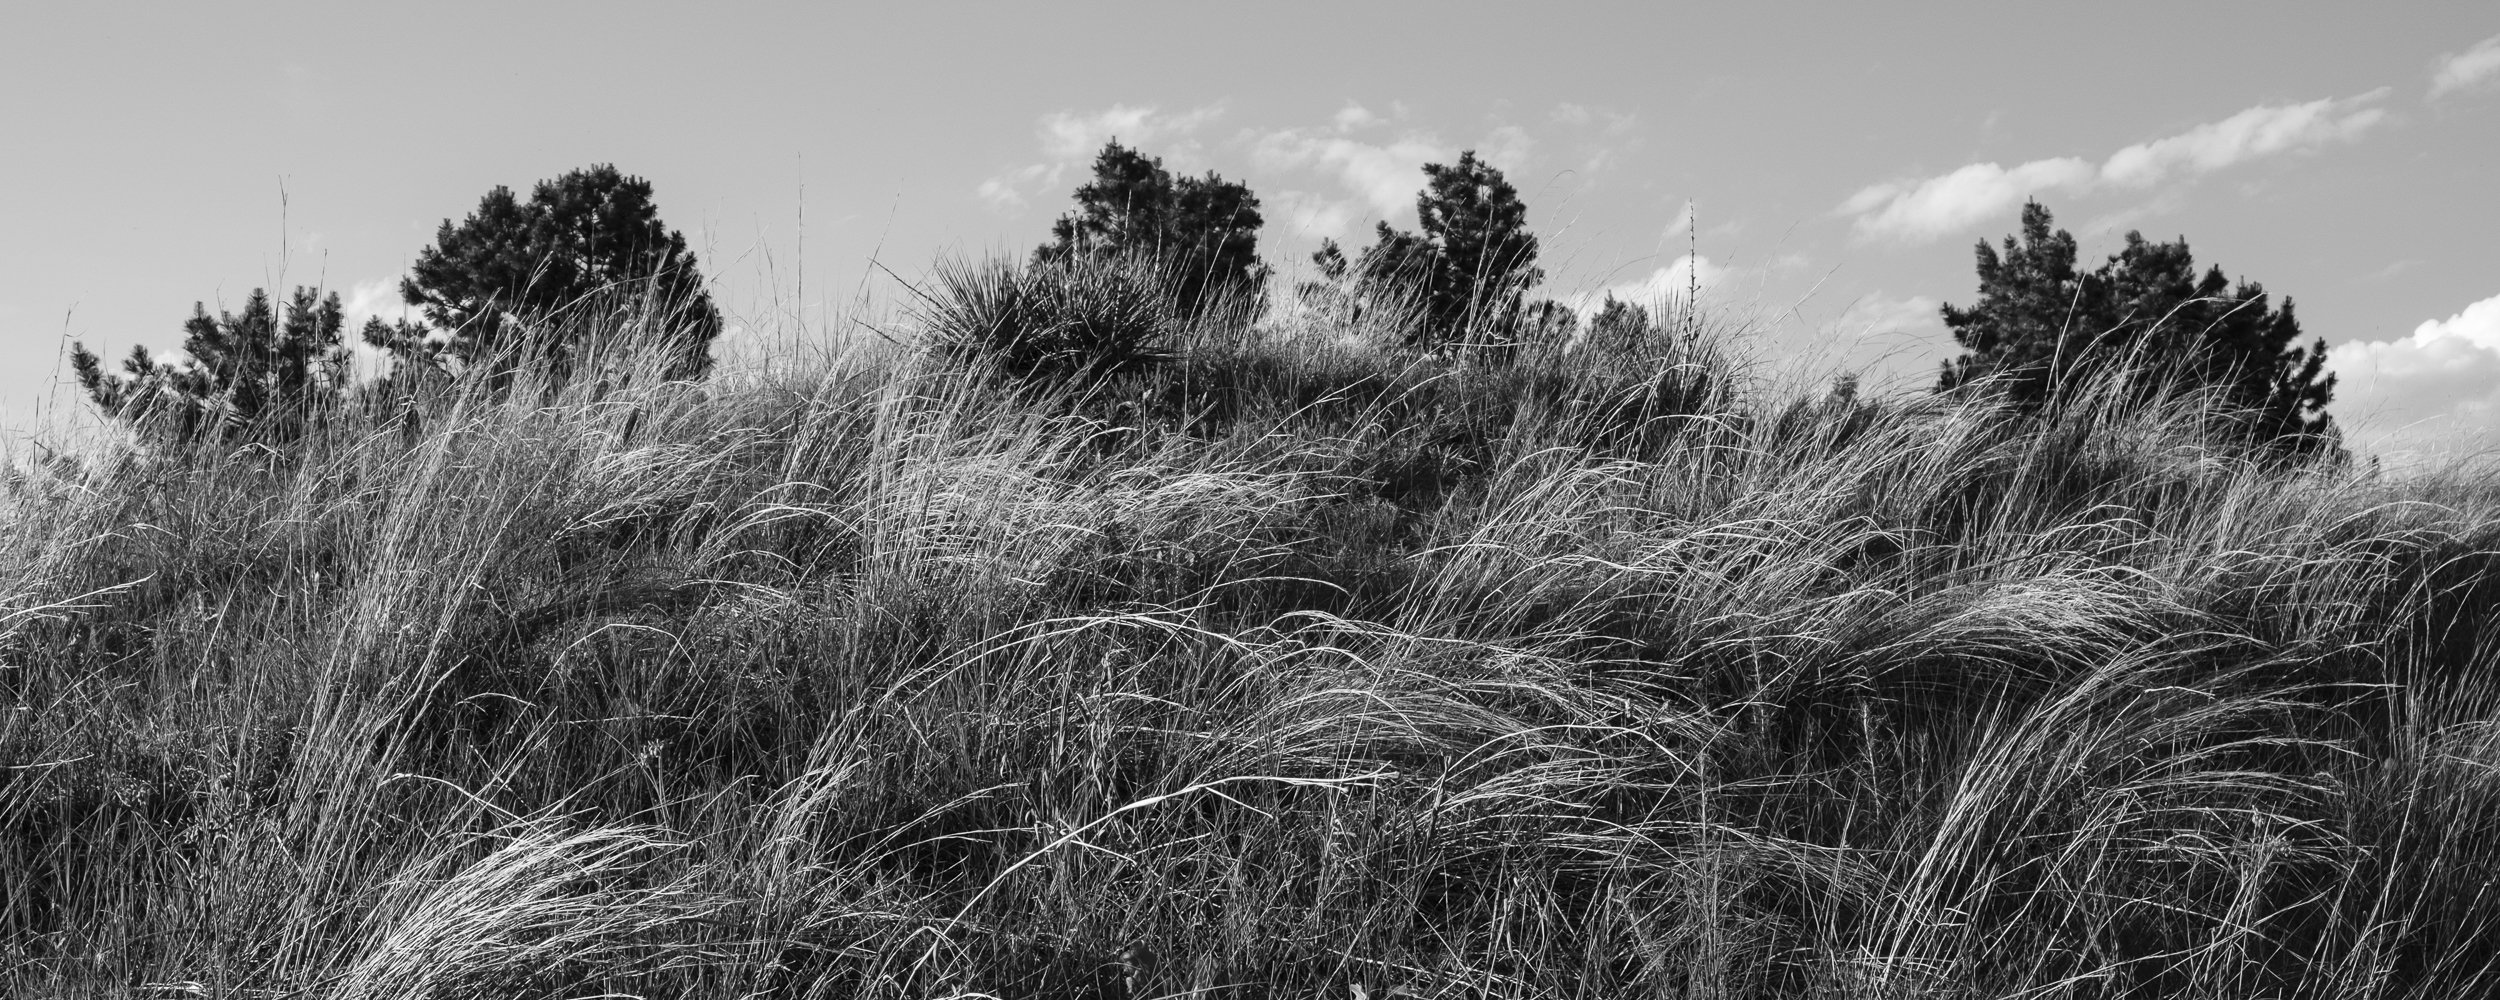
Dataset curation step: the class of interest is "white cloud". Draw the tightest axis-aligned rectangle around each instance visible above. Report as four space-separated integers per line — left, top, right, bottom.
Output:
2337 291 2500 369
1662 199 1695 239
342 277 415 328
2431 33 2500 99
2329 291 2500 460
1269 189 1365 243
1332 102 1381 131
975 179 1021 210
2098 92 2386 188
1037 103 1223 162
1250 129 1451 218
1835 292 1944 341
2364 259 2424 282
1769 291 1958 381
1575 254 1731 316
1248 108 1584 225
1843 157 2097 243
1551 102 1636 137
1545 103 1639 173
1843 92 2388 244
332 277 424 380
976 163 1049 211
979 104 1226 215
1477 125 1537 172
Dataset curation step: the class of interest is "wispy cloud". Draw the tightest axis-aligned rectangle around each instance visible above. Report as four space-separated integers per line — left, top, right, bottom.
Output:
1036 103 1224 162
1842 92 2388 243
1834 292 1944 341
977 103 1226 215
1251 102 1612 228
993 102 1631 252
1477 124 1537 172
976 164 1050 211
1249 128 1452 219
2431 32 2500 99
1268 189 1366 243
1661 199 1695 240
1573 254 1731 317
1551 102 1636 137
2097 92 2387 187
1332 102 1383 131
1842 158 2097 244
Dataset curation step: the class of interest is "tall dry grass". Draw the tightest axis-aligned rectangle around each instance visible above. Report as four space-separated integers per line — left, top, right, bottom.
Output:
5 259 2500 998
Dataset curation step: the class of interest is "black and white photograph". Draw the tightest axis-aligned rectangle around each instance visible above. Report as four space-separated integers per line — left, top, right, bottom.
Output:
4 4 2499 996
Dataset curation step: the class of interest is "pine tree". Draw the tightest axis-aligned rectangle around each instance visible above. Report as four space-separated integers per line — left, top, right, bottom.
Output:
1587 294 1654 352
1351 150 1544 349
1034 141 1270 317
71 287 350 444
1936 202 2090 398
1938 201 2337 457
389 164 720 380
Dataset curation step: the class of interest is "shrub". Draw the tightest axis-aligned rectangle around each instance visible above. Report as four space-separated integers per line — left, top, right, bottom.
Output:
70 286 351 447
919 255 1178 383
385 164 722 382
1032 140 1271 320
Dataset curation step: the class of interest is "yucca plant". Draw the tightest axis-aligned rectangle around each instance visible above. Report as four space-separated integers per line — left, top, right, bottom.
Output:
917 254 1178 384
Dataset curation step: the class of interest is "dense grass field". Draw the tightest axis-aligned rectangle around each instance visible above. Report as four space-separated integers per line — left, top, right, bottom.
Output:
7 274 2500 998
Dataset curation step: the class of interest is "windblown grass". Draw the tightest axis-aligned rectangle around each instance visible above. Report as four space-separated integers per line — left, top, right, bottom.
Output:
5 260 2500 998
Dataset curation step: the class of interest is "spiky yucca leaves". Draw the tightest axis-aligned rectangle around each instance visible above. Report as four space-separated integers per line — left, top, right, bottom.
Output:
7 287 2500 997
920 254 1182 384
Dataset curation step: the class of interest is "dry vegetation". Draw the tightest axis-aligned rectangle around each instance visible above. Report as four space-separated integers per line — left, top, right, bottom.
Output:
6 266 2500 998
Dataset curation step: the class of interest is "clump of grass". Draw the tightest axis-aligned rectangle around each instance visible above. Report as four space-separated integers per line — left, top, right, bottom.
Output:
918 254 1179 384
6 257 2500 997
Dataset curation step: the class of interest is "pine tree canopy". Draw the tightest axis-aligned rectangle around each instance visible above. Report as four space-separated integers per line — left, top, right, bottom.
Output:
393 164 721 379
71 286 350 445
1035 141 1271 317
1587 294 1654 351
1939 201 2339 458
1350 150 1543 348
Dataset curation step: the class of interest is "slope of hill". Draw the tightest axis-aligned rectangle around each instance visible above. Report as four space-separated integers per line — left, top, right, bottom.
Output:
6 274 2500 998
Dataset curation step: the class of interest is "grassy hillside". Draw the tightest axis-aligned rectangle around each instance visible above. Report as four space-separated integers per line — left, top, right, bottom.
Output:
6 277 2500 999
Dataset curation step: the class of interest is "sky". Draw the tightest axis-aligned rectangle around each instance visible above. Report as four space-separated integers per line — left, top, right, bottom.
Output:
4 3 2496 463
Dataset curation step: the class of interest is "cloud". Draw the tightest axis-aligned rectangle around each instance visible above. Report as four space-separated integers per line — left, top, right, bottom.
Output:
976 164 1049 211
1477 125 1536 172
2364 258 2424 282
1835 292 1944 341
1843 92 2388 243
2431 33 2500 99
2329 291 2500 460
1551 101 1637 135
343 277 416 328
1332 102 1382 131
332 277 425 379
2098 92 2386 188
1843 158 2097 243
1269 189 1365 243
1768 291 1957 381
1036 103 1223 161
1249 104 1603 226
978 103 1225 215
1250 129 1451 218
1544 103 1640 174
1574 254 1731 317
1661 199 1695 239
